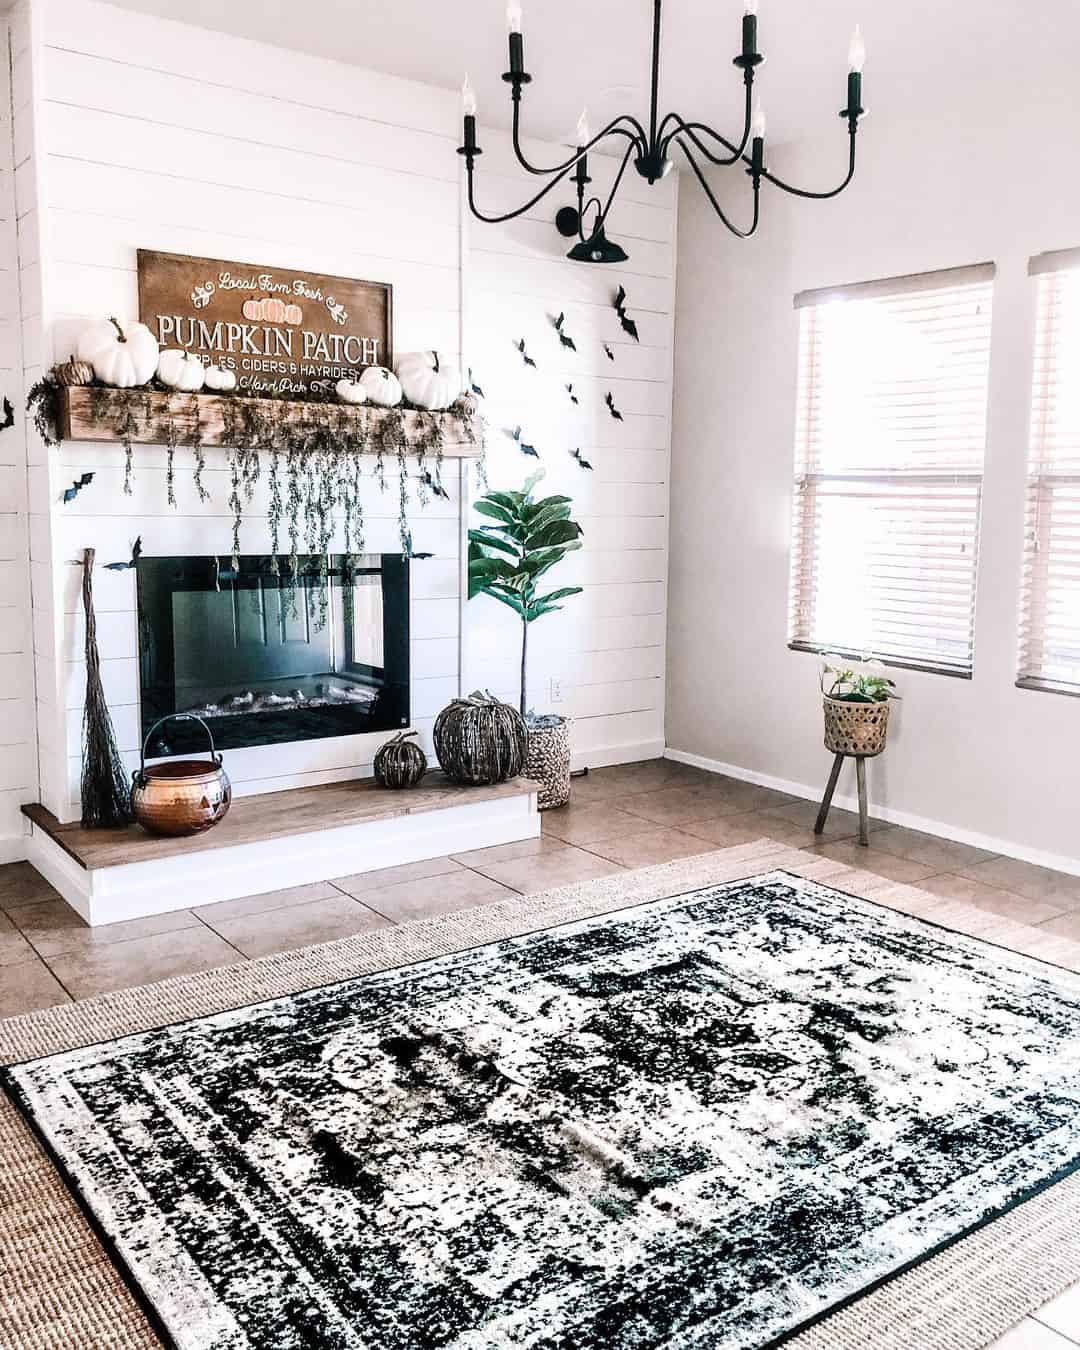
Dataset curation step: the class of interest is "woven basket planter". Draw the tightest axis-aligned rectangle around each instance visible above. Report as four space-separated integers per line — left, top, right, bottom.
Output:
823 697 890 757
525 716 571 811
433 691 529 786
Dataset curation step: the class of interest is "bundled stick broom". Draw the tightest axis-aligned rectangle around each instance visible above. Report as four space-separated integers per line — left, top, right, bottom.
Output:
80 547 133 827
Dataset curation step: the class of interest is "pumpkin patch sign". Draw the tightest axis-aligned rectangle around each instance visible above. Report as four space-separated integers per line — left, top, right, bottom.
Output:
137 250 392 397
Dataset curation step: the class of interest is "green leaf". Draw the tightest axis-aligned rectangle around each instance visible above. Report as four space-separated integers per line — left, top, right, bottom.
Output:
521 494 572 522
473 500 515 526
526 519 584 550
534 586 583 607
467 529 518 557
523 502 571 536
526 603 566 621
483 490 524 514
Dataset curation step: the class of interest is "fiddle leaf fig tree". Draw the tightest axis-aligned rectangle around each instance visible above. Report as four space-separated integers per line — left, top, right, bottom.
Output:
468 470 583 717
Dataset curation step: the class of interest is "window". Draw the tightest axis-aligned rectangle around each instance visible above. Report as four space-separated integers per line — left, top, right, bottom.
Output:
1018 250 1080 695
787 264 995 676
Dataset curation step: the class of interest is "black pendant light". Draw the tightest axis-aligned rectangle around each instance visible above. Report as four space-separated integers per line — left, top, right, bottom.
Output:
457 1 867 264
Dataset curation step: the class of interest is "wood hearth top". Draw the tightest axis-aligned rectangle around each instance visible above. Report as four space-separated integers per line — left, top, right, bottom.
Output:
22 774 540 871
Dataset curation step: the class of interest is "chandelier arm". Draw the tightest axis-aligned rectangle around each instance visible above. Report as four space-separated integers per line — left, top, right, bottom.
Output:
674 137 760 239
510 100 647 177
589 140 637 234
657 84 753 166
761 129 858 200
465 158 580 225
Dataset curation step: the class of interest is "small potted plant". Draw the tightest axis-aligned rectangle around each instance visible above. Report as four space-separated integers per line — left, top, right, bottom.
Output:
468 470 583 808
819 656 899 757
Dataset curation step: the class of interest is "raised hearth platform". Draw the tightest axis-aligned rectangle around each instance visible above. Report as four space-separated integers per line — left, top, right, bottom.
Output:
21 774 541 927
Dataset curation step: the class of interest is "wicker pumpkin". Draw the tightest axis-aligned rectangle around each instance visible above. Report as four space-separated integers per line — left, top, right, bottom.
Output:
374 730 427 789
53 353 95 387
434 690 528 786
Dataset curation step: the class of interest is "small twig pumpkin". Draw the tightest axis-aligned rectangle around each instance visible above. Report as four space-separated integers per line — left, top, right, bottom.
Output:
374 729 428 789
53 353 95 387
433 690 528 786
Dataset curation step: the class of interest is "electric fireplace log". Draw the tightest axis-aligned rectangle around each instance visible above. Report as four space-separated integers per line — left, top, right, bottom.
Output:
56 387 483 455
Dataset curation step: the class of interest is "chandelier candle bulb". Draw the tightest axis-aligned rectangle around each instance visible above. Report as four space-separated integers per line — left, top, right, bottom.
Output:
506 3 526 81
461 75 477 116
576 108 591 148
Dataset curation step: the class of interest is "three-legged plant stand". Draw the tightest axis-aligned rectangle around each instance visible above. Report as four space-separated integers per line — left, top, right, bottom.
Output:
814 753 871 847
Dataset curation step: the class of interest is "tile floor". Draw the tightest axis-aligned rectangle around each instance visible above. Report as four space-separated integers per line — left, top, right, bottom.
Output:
3 755 1080 1346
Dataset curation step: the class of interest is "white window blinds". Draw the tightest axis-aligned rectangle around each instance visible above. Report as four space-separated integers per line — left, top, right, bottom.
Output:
1018 252 1080 694
787 263 995 676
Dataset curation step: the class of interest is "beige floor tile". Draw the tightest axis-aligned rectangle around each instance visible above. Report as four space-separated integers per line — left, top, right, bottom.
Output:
0 862 60 912
46 927 241 1000
917 873 1070 926
450 835 570 866
364 869 517 921
585 828 715 868
542 802 652 845
332 855 467 897
1036 911 1080 943
870 824 999 872
579 759 705 798
0 916 37 968
204 894 390 960
464 846 622 896
762 799 867 841
1032 1279 1080 1341
991 1319 1078 1349
617 784 751 827
0 957 71 1018
194 881 343 924
682 814 780 849
812 841 942 884
10 898 203 959
960 856 1080 907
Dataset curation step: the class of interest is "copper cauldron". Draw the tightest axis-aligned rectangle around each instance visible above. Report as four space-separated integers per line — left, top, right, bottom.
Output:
131 714 232 837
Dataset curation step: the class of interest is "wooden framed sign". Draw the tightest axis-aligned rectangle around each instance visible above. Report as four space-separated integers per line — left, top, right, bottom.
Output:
137 250 393 397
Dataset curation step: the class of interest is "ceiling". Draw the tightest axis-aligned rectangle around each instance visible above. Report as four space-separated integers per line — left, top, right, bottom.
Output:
110 0 1077 147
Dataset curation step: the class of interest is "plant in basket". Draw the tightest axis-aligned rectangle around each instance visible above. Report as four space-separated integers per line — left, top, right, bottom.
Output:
467 470 583 809
819 656 899 757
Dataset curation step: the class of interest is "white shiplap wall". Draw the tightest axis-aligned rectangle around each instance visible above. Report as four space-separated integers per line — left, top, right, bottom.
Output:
0 1 38 860
464 135 676 763
8 0 677 833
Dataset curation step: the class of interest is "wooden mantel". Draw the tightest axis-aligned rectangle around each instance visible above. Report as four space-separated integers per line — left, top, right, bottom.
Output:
57 386 483 455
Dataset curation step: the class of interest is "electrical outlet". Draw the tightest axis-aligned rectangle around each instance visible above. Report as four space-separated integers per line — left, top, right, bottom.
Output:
549 678 564 704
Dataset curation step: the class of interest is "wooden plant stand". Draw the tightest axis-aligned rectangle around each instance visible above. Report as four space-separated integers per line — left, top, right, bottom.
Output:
814 753 871 847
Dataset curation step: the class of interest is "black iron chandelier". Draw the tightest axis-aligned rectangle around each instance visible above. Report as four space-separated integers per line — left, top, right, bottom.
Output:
458 0 866 263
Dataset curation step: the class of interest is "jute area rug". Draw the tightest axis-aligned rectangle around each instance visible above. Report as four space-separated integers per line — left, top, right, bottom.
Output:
4 838 1080 1349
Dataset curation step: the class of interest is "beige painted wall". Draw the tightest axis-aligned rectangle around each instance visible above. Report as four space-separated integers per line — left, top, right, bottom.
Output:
667 100 1080 871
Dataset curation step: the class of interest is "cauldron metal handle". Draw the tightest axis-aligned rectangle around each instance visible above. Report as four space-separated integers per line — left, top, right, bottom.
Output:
133 713 223 788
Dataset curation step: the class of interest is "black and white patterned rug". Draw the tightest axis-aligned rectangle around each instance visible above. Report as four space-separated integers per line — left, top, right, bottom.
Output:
6 870 1080 1350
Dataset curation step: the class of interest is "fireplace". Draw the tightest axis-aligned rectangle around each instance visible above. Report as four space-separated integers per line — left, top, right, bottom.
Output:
136 554 410 756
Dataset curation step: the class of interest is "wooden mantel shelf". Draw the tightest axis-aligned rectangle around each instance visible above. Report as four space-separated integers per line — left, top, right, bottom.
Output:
57 386 483 455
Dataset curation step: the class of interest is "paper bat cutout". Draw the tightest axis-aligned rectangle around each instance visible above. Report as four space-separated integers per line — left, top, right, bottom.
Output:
420 470 450 500
62 472 94 503
570 448 593 471
552 312 577 351
515 338 537 368
605 391 624 421
105 536 143 571
613 286 639 343
566 383 579 405
468 368 485 399
0 397 13 430
505 425 540 458
410 552 434 560
603 343 615 361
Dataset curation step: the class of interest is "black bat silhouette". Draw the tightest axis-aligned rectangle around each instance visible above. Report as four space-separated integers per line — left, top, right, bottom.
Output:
570 448 593 471
566 383 579 405
603 343 615 361
0 397 13 430
505 424 540 458
468 368 485 398
552 312 577 351
613 285 639 343
515 338 537 368
605 391 624 421
105 536 143 571
410 552 434 560
62 472 94 504
420 470 450 500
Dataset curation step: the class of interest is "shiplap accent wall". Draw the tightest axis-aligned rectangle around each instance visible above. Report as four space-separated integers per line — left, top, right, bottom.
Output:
463 136 676 762
5 0 677 836
0 1 38 860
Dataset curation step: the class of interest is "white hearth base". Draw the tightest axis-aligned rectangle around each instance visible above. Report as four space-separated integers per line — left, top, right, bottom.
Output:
26 789 540 927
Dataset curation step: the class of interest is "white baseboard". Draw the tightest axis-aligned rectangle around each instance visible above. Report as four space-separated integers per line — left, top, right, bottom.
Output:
0 833 27 866
574 738 665 773
664 746 1080 881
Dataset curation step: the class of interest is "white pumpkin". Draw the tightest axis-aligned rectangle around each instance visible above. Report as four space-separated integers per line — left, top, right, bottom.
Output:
203 364 237 393
359 366 403 408
156 349 206 392
395 350 463 411
76 316 159 388
336 377 367 405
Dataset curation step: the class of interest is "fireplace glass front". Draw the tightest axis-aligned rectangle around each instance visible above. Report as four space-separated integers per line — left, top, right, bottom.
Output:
136 555 410 756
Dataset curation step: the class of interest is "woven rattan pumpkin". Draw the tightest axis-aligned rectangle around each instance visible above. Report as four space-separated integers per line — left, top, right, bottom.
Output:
434 690 528 786
373 730 427 789
54 353 95 387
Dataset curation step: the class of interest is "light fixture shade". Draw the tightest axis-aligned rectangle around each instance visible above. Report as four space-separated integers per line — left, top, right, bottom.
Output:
567 224 629 265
